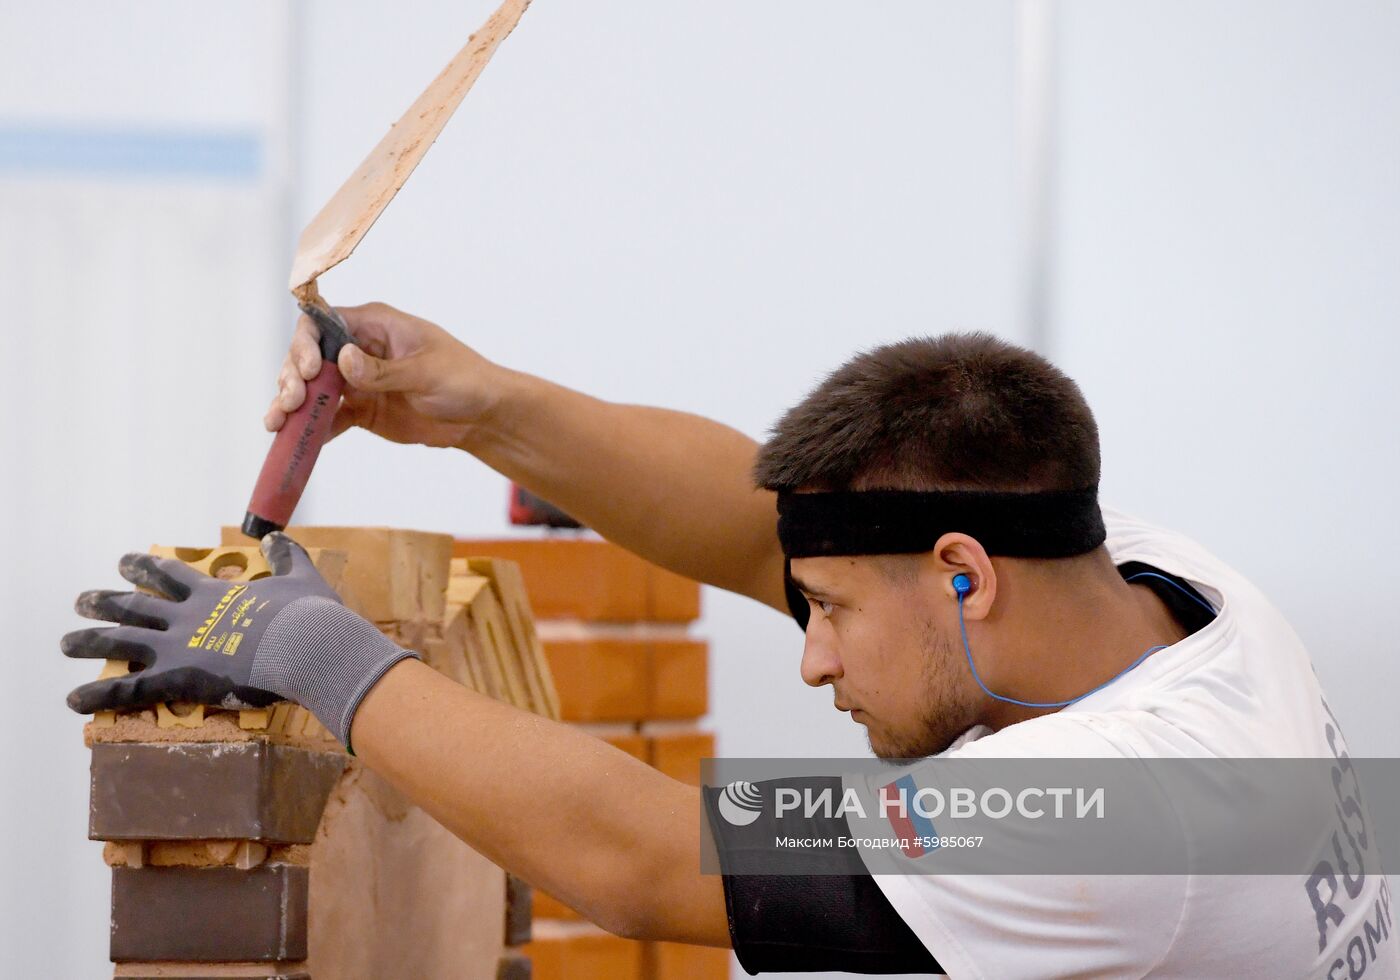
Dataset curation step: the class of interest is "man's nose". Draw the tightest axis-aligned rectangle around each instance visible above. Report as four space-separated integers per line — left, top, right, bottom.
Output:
800 623 843 688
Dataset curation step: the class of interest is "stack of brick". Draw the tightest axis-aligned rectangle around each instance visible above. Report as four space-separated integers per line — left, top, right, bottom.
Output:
83 527 558 980
458 538 729 980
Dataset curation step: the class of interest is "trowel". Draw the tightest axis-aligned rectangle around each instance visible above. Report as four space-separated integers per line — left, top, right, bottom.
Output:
242 0 531 539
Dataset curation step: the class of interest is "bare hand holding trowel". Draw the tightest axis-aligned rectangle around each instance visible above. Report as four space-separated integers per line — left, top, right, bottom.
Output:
265 302 505 451
242 0 530 538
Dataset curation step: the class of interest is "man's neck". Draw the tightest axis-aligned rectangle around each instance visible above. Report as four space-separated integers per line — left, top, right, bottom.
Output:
980 554 1190 732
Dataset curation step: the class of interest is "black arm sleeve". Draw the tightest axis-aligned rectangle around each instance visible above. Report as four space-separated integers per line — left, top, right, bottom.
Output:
722 873 944 975
703 780 943 975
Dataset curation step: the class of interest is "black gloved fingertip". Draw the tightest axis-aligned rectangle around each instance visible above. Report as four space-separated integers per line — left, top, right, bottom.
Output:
66 684 99 714
260 531 284 564
74 589 109 618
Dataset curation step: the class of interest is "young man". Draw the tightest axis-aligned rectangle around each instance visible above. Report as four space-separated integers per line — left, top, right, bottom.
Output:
64 306 1392 977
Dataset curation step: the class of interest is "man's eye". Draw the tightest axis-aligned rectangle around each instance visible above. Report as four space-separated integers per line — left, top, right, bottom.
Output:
818 600 835 616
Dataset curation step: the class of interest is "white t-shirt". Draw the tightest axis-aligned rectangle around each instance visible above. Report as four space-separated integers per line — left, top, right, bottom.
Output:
866 508 1396 980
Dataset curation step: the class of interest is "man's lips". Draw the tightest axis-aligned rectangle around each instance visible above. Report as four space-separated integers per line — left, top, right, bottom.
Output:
835 702 867 722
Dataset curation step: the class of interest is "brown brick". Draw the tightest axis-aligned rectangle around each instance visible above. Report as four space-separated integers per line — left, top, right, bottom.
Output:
90 743 345 843
600 732 649 763
647 640 708 720
643 941 730 980
544 638 707 723
457 539 699 623
111 865 308 962
644 566 702 622
645 730 715 787
91 744 347 840
457 539 642 621
544 639 650 722
524 923 642 980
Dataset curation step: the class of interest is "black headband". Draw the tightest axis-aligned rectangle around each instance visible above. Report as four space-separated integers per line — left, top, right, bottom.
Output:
776 486 1106 559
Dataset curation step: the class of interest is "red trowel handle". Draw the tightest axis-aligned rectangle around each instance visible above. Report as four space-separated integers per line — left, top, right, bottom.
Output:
241 298 355 539
241 363 345 538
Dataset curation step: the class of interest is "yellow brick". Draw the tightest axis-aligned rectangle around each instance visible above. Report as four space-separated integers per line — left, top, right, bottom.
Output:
155 702 206 729
223 526 450 623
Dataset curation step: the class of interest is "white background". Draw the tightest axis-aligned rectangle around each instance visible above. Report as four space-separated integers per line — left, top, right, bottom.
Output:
1 2 1395 976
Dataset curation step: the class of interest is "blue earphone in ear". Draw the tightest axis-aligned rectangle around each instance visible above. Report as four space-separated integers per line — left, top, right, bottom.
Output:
952 573 972 597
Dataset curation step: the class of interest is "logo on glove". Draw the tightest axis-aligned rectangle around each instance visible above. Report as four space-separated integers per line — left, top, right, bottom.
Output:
186 584 247 649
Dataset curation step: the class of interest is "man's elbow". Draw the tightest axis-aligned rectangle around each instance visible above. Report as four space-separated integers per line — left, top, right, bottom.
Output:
591 899 654 943
577 852 726 946
581 866 676 941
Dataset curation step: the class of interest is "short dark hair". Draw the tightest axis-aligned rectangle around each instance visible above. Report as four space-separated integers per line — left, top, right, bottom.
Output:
753 333 1100 493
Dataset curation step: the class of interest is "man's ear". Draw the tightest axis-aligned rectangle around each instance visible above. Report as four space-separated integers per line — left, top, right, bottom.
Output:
931 533 996 620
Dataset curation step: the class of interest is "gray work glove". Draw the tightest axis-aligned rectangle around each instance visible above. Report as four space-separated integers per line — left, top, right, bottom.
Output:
63 532 417 747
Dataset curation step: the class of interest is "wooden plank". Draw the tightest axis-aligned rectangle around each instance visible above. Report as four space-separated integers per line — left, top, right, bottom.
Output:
461 597 510 703
471 585 533 709
467 558 560 718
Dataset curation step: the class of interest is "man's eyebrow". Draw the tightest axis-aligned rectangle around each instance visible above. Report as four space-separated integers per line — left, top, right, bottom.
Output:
789 573 831 599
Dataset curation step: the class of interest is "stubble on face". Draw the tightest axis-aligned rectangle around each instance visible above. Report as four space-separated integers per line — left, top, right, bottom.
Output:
866 619 979 760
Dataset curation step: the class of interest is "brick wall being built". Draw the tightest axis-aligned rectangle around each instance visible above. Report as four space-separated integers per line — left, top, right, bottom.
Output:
85 527 555 980
80 528 725 979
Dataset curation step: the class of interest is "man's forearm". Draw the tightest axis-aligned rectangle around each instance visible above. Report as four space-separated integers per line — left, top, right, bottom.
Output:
351 658 730 946
465 369 788 611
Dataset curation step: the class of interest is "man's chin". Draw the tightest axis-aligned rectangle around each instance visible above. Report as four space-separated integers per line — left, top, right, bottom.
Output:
864 728 909 761
868 740 923 762
865 726 960 761
868 738 898 761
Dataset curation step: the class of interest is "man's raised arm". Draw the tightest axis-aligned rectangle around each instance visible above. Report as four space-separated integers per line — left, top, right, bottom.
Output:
265 302 789 611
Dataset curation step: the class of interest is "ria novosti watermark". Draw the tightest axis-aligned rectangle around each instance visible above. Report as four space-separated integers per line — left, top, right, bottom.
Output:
717 778 1105 855
763 780 1106 820
699 758 1400 877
